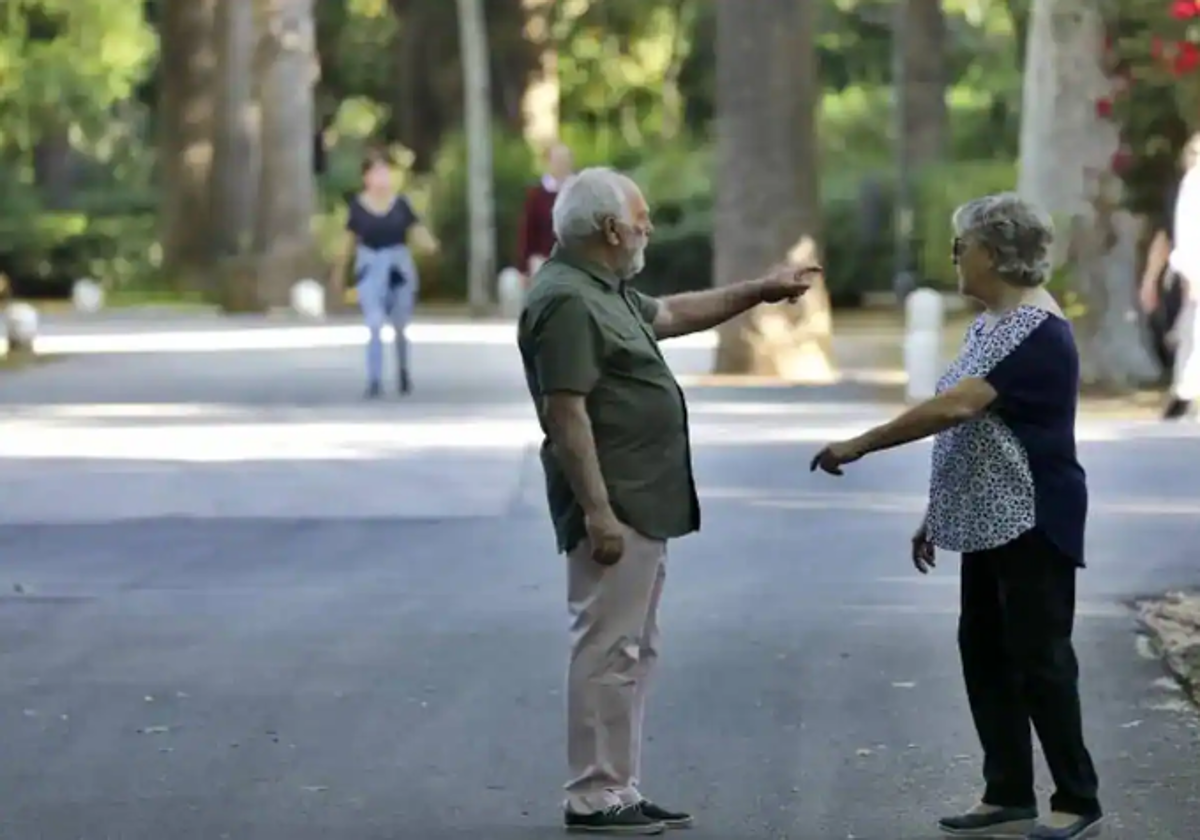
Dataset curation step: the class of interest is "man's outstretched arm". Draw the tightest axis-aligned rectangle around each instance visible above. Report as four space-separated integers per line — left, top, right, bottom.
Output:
644 264 821 340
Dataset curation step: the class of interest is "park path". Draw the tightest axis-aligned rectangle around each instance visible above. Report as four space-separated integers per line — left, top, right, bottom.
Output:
1 315 1199 839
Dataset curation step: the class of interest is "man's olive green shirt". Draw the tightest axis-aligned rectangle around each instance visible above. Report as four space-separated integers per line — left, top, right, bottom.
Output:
517 246 700 553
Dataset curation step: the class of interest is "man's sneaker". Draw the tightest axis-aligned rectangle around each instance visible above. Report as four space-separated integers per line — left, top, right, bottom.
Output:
938 803 1038 836
1026 812 1103 839
564 803 665 834
638 800 694 829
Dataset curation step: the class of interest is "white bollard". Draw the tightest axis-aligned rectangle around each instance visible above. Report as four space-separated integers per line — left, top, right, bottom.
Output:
3 302 39 355
290 278 325 319
903 287 945 402
72 278 104 313
497 267 525 318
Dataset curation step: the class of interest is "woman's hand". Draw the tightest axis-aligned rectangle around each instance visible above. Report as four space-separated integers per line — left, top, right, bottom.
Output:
911 518 936 574
809 440 864 476
410 224 440 254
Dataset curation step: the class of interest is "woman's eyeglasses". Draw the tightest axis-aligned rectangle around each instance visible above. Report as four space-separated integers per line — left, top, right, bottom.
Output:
951 237 965 264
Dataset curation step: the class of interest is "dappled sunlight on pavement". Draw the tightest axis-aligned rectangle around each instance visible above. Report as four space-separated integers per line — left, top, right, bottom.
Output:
2 327 1200 839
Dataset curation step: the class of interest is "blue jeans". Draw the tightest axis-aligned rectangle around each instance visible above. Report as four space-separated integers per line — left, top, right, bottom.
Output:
357 271 413 386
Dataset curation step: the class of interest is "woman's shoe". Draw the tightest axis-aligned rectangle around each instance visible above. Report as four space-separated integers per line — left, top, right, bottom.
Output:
1026 812 1103 839
938 803 1038 836
365 381 382 399
399 370 412 395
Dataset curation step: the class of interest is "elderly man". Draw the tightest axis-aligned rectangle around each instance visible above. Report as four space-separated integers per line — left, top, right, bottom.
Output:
518 167 819 835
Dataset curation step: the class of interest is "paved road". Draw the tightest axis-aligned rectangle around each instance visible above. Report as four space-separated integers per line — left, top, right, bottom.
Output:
2 319 1200 839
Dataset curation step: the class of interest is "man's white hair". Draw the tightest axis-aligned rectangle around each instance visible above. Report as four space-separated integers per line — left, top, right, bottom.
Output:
551 167 633 246
952 192 1055 288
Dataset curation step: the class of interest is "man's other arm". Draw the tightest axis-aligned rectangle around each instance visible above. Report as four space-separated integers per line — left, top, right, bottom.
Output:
530 294 611 518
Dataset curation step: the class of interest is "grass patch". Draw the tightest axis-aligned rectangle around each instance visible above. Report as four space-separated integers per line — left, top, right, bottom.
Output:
0 351 59 372
106 288 213 309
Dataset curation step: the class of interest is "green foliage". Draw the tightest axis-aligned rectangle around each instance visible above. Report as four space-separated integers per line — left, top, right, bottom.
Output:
818 84 1019 177
0 1 156 148
315 0 397 120
0 1 156 296
0 0 1042 308
0 209 159 297
1105 5 1200 219
553 0 703 143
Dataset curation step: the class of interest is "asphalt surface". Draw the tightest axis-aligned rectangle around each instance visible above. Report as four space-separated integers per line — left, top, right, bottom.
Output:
2 317 1200 839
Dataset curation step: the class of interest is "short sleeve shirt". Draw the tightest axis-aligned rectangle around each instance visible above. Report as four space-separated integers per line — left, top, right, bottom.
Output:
927 306 1087 565
346 194 418 250
516 247 700 553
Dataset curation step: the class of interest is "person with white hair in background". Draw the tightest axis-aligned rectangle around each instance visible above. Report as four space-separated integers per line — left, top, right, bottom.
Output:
517 167 821 834
1142 133 1200 420
812 193 1102 840
519 142 576 281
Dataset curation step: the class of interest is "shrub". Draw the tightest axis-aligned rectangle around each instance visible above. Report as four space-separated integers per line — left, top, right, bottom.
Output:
424 128 537 300
1105 3 1200 217
0 211 160 299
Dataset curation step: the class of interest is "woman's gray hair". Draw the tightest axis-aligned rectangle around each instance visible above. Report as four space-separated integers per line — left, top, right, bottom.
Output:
551 167 632 246
951 192 1055 288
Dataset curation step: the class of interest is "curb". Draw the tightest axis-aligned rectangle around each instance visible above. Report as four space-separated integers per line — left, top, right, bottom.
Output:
1136 591 1200 706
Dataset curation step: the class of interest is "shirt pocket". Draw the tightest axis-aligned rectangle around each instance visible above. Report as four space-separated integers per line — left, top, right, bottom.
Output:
603 325 661 372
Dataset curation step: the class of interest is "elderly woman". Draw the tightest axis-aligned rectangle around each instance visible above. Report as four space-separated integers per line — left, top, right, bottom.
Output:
812 193 1102 840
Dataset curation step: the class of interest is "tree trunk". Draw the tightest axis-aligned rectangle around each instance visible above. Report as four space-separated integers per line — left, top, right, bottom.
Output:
211 0 263 313
713 0 833 380
1017 0 1157 390
253 0 319 308
158 0 218 294
899 0 948 169
457 0 497 315
211 0 258 260
32 121 76 211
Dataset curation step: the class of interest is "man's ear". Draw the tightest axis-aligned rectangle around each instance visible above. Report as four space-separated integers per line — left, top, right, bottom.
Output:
602 217 621 246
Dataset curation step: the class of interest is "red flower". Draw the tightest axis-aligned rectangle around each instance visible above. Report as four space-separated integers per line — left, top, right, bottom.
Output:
1110 147 1133 175
1171 0 1199 19
1174 42 1200 75
1095 97 1114 119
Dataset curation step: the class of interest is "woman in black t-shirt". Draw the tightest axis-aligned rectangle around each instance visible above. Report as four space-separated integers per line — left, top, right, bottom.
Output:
331 150 438 397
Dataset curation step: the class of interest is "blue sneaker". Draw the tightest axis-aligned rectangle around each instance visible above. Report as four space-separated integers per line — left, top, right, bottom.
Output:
939 803 1038 836
1026 812 1103 839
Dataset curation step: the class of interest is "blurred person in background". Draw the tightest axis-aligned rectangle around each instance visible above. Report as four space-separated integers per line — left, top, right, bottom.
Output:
518 142 574 283
331 148 438 398
1140 133 1200 420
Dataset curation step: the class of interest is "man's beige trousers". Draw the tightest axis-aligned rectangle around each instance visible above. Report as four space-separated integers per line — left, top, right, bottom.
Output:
564 525 667 815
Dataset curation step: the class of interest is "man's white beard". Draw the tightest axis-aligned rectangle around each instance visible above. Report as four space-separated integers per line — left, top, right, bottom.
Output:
618 245 646 280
